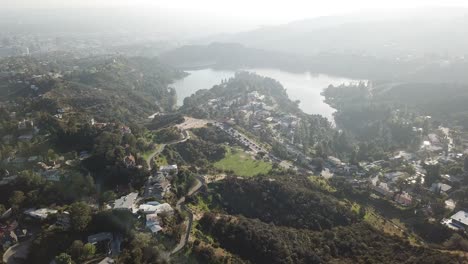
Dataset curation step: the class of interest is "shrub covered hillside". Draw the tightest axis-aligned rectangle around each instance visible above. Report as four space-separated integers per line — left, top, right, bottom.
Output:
199 214 460 264
44 56 185 123
211 175 357 230
189 174 463 263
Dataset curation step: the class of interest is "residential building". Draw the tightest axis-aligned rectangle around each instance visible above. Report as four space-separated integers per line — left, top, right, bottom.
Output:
371 176 393 197
113 192 138 212
384 171 406 182
447 210 468 230
159 164 178 174
24 208 58 220
445 199 456 210
56 212 71 230
394 192 413 206
146 214 163 234
120 126 132 134
430 182 452 194
42 169 61 182
144 173 170 199
138 203 173 215
123 155 136 168
18 119 33 130
328 156 343 167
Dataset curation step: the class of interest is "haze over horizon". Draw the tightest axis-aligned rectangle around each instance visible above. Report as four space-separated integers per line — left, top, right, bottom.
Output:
4 0 468 29
4 0 468 263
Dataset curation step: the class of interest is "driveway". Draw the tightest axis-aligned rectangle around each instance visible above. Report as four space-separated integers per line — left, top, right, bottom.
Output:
3 239 32 264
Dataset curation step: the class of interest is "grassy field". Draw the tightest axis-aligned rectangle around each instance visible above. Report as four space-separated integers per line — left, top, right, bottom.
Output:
346 201 406 240
214 148 272 177
141 144 167 166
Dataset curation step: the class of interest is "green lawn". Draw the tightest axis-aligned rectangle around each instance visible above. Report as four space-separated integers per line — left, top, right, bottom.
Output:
142 149 155 161
214 148 272 177
141 144 164 160
155 155 168 167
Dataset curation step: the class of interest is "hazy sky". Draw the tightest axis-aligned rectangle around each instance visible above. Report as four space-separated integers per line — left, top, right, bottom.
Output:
4 0 468 24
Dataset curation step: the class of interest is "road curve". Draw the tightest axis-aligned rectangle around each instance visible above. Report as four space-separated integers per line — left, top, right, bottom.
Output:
171 175 204 255
143 128 200 258
145 130 190 170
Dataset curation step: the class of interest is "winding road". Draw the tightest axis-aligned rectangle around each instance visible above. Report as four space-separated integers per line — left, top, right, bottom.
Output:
3 239 31 264
145 130 190 170
143 128 202 257
171 175 204 255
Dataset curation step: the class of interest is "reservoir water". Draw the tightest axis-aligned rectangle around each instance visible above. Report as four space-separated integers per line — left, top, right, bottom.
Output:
171 68 358 121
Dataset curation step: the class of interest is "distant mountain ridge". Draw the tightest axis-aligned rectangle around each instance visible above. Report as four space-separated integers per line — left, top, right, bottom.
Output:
159 42 468 82
205 8 468 57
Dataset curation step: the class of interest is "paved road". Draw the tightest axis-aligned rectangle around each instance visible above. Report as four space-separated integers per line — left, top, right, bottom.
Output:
145 130 190 170
214 122 268 155
146 144 166 170
142 128 200 259
3 239 31 264
171 175 204 255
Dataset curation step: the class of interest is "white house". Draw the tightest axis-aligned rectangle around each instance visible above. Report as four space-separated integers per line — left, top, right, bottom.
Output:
24 208 58 220
159 165 178 174
138 203 173 215
447 211 468 230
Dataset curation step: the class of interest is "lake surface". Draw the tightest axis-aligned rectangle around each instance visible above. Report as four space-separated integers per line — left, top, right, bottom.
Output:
171 68 358 121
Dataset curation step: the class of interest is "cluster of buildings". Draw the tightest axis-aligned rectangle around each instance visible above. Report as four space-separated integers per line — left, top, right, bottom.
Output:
144 165 178 200
205 89 303 147
321 126 467 210
90 118 132 135
0 207 66 255
112 188 175 235
17 118 38 142
0 46 29 57
203 89 312 170
139 201 174 234
326 156 360 176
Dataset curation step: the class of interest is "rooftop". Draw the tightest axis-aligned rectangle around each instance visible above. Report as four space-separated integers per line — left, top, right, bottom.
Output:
159 164 178 171
450 210 468 227
139 203 173 215
430 182 452 193
24 208 58 220
113 192 138 210
445 199 456 210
